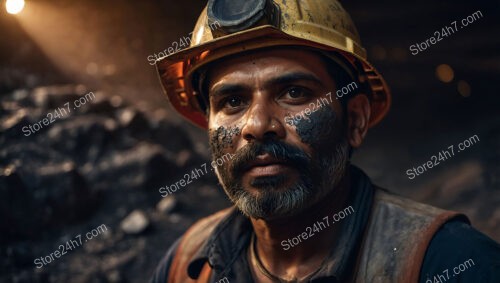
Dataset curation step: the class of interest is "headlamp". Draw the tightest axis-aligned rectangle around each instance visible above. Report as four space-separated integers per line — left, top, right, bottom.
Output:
207 0 280 38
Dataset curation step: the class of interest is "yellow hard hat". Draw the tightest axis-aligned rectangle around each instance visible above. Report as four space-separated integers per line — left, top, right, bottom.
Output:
156 0 391 129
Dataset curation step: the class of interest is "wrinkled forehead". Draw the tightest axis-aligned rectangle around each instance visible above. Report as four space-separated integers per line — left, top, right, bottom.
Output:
203 47 331 92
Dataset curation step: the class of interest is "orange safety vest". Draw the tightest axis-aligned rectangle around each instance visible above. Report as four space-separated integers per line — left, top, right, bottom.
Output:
167 189 467 283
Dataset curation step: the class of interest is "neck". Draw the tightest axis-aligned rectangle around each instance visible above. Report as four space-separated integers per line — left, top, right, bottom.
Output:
249 171 351 280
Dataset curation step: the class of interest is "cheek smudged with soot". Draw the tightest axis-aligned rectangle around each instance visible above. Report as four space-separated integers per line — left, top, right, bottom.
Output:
208 126 241 157
292 107 337 146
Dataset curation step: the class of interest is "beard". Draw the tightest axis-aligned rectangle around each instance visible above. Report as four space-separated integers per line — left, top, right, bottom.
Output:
211 137 350 220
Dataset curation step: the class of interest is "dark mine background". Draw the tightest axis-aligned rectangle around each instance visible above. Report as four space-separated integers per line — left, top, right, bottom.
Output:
1 0 499 282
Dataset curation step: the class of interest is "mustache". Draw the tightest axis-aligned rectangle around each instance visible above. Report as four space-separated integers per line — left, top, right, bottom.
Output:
229 140 311 176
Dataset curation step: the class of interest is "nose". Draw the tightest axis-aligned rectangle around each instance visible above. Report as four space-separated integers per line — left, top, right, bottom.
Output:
241 102 286 142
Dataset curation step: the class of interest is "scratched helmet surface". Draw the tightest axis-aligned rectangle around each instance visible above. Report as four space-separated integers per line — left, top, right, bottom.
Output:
156 0 391 128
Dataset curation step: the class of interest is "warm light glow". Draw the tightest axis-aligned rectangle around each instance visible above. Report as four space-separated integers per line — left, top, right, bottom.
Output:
436 64 454 83
457 80 471 97
6 0 25 14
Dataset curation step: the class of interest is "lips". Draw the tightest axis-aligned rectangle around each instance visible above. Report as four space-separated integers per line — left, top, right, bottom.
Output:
243 154 292 177
243 154 284 169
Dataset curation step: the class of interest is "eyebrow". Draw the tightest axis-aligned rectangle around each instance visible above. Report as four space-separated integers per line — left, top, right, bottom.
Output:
263 72 324 89
209 71 324 98
210 84 250 98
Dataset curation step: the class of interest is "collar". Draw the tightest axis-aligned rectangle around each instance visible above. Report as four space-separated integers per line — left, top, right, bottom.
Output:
187 165 375 282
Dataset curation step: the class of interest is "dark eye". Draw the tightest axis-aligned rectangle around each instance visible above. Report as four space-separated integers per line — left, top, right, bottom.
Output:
224 96 242 108
287 87 306 98
212 94 247 115
280 87 311 102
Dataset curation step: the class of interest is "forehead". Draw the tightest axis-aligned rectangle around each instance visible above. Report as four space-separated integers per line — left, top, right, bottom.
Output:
205 48 330 88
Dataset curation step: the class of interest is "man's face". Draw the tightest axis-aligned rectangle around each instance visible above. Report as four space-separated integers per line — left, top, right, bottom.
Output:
206 48 351 220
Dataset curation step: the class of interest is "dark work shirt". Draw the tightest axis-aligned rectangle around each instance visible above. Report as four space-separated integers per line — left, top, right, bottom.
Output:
419 220 500 283
150 166 500 283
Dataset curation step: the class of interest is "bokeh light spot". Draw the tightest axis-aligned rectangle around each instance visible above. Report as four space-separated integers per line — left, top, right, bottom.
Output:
457 80 471 97
436 64 454 83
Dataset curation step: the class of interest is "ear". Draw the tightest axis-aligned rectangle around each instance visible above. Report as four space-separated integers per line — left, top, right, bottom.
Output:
346 94 371 148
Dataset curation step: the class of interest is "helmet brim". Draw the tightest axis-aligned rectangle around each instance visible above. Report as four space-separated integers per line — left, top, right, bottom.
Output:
156 25 391 129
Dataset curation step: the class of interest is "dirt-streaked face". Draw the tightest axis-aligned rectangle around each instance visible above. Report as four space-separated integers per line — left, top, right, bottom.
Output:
206 48 351 220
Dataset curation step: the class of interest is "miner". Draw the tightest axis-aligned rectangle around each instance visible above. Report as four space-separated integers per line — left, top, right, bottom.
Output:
150 0 500 282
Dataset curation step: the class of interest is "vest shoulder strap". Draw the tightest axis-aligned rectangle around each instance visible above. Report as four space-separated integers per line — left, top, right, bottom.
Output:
168 190 469 283
354 188 469 283
167 207 233 283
